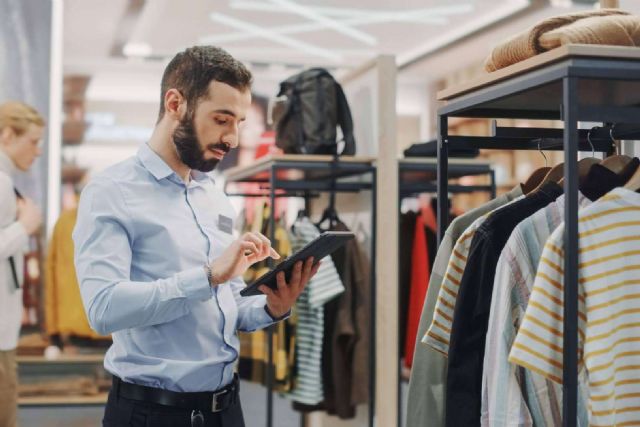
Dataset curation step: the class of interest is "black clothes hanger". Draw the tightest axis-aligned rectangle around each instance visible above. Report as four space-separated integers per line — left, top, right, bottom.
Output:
315 154 340 231
314 195 340 231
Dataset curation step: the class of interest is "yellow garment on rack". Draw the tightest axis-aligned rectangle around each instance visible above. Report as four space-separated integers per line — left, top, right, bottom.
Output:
484 9 635 72
45 208 106 339
238 215 295 392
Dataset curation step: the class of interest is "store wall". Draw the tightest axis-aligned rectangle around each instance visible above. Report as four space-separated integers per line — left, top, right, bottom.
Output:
0 0 52 211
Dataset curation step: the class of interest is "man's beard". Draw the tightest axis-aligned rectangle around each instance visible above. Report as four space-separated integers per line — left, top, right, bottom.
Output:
172 113 229 173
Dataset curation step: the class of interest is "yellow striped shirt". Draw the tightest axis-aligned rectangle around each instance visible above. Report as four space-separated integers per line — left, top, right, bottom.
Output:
423 196 524 354
509 188 640 427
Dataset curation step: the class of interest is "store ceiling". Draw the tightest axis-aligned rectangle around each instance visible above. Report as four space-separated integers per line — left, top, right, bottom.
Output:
64 0 537 98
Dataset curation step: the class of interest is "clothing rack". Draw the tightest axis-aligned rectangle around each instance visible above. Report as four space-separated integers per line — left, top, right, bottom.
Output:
435 45 640 427
397 158 495 427
399 158 496 199
223 154 377 427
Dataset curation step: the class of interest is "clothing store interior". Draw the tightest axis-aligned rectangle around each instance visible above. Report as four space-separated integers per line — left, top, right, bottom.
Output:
3 0 640 426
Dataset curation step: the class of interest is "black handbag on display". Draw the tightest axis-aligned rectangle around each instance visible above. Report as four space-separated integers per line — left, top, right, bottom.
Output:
271 68 356 156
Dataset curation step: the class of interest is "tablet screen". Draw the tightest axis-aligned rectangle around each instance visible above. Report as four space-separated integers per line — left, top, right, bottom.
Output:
240 231 354 297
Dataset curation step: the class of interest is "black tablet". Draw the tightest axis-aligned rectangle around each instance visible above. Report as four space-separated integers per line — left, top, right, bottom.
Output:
240 231 355 297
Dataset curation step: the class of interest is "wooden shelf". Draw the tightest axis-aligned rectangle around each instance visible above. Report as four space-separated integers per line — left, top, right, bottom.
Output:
18 354 105 364
438 44 640 101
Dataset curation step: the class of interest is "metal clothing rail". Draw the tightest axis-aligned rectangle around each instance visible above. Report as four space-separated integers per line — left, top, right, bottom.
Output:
436 52 640 427
397 159 496 427
223 155 376 427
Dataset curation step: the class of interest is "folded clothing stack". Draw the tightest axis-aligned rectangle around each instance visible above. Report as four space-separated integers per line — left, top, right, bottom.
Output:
485 9 640 72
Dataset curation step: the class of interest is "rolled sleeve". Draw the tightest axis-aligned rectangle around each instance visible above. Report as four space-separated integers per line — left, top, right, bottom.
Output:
228 276 288 332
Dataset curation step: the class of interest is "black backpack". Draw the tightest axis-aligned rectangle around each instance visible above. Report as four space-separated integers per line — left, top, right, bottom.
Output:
271 68 356 156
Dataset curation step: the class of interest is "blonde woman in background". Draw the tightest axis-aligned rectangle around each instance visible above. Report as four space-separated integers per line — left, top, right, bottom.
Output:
0 101 44 427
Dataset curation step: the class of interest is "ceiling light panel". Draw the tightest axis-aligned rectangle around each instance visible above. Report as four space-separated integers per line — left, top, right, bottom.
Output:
202 4 475 45
264 0 377 45
209 12 343 61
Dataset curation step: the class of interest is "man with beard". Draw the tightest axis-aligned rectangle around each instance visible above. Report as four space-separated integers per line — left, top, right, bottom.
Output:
73 46 319 427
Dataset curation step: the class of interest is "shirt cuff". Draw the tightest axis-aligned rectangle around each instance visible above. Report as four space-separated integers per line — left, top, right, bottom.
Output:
264 305 291 322
176 267 212 301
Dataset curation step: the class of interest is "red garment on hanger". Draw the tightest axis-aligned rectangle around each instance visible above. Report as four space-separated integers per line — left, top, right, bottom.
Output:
420 204 437 231
404 215 431 369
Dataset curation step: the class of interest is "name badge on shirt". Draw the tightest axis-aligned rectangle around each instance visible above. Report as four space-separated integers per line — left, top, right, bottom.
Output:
218 215 233 234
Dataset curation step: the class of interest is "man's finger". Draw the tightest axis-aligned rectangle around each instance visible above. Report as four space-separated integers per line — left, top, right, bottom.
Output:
300 257 315 285
240 241 259 257
260 285 275 298
276 271 287 294
290 261 303 286
269 247 281 260
310 261 321 277
255 233 281 260
299 261 320 294
253 233 270 259
244 233 264 252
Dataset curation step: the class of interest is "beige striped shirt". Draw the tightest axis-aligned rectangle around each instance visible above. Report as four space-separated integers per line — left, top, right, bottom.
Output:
510 187 640 427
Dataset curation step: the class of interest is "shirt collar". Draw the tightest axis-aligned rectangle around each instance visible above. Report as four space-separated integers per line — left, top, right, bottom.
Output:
191 170 210 184
137 143 174 181
536 181 564 201
554 191 591 212
0 150 17 176
137 143 212 185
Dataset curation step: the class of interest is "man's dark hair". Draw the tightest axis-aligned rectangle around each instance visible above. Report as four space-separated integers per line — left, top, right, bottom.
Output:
157 46 252 122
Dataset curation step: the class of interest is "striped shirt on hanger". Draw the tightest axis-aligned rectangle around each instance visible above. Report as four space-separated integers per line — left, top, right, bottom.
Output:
483 193 591 427
407 184 523 427
287 217 345 406
423 195 525 354
509 187 640 427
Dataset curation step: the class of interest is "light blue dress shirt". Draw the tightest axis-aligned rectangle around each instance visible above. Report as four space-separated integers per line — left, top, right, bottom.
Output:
73 143 275 392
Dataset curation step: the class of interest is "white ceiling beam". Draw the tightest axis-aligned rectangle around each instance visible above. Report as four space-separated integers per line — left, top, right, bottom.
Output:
201 5 474 44
209 12 342 61
265 0 377 45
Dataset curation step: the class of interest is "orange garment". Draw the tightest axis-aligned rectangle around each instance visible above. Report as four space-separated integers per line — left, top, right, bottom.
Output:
404 215 431 369
45 208 106 339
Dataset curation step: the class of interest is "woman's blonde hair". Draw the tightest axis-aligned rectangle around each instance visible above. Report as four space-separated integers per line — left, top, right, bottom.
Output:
0 101 45 136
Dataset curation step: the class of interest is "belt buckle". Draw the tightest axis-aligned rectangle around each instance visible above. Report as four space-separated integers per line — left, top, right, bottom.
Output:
211 389 228 413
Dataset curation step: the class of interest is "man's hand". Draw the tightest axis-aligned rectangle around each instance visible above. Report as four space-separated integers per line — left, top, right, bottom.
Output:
209 232 280 285
260 257 320 319
17 198 42 235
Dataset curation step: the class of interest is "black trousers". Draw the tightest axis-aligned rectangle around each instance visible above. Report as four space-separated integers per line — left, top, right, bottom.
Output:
102 384 246 427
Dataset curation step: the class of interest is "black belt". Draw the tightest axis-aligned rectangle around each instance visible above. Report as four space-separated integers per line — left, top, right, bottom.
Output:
113 375 239 413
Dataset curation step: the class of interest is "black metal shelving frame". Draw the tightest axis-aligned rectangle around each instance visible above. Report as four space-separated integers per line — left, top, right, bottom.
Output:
224 156 377 427
399 159 496 199
397 158 495 427
436 53 640 427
